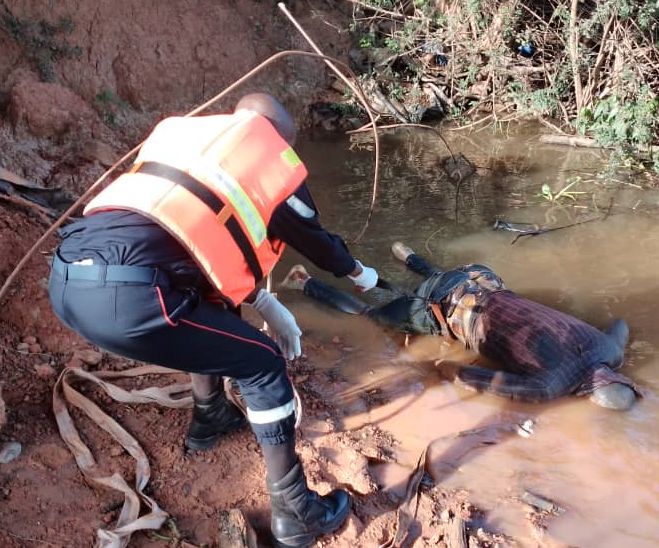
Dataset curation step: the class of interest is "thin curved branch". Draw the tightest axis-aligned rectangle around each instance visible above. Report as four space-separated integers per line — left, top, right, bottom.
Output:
0 49 381 303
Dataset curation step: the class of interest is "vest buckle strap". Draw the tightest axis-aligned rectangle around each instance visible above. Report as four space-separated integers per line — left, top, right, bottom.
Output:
133 161 264 284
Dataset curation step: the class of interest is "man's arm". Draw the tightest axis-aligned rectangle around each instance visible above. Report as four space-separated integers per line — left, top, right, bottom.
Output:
269 184 359 278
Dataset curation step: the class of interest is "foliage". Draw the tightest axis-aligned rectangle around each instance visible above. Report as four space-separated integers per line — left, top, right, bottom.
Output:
0 7 82 82
347 0 659 161
94 88 129 128
538 178 586 204
578 87 659 150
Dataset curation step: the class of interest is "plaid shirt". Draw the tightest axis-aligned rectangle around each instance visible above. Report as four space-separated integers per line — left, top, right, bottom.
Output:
437 267 637 398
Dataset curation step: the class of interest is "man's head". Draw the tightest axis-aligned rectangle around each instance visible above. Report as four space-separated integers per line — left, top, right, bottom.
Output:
235 93 297 145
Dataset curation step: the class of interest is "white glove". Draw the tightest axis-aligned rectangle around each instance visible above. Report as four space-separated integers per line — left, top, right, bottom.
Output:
251 289 302 360
347 260 379 292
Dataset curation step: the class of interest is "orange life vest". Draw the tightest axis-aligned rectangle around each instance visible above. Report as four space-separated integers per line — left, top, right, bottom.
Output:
84 111 308 306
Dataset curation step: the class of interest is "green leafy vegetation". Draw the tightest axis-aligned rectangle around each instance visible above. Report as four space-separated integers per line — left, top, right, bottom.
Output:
347 0 659 167
94 88 129 128
0 7 82 82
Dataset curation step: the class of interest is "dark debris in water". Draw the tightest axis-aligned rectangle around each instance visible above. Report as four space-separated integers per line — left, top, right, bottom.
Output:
442 153 476 183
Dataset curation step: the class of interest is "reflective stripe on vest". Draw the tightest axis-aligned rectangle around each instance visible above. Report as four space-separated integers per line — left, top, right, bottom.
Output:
132 160 265 283
84 112 308 306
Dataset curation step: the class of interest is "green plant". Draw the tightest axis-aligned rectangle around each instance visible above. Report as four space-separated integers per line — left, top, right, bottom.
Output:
328 102 361 117
94 88 128 128
578 87 659 150
359 33 376 49
0 11 81 82
387 81 405 101
383 36 401 53
347 0 658 162
538 178 586 204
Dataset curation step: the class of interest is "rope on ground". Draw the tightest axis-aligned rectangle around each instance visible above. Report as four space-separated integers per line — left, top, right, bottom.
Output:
53 365 303 547
52 365 193 548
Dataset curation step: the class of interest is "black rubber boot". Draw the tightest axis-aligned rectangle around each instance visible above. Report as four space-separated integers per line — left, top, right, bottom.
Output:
184 390 247 451
267 459 351 547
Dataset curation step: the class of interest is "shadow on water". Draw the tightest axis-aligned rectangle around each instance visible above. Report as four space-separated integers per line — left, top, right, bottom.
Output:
283 122 659 547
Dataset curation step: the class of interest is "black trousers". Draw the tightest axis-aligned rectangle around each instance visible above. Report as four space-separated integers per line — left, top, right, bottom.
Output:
48 256 296 445
302 253 443 335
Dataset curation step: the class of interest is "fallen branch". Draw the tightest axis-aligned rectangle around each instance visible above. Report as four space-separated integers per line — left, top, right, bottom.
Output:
445 512 468 548
372 85 410 123
540 134 658 155
0 191 55 224
539 134 604 148
348 0 408 20
507 215 605 245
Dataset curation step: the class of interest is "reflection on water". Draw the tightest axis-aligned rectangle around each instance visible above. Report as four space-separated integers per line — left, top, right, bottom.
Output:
279 124 659 547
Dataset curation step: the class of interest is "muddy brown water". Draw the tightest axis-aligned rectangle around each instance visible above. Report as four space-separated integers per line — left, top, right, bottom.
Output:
277 124 658 547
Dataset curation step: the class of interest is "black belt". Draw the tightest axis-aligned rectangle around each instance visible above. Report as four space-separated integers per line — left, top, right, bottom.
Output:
52 254 169 285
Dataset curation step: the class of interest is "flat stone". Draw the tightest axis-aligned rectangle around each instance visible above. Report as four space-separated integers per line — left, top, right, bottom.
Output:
0 442 22 464
79 139 117 167
16 342 29 353
75 349 103 366
34 364 57 378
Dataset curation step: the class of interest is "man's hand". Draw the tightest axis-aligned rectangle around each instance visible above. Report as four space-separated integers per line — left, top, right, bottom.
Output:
251 289 302 360
347 260 378 292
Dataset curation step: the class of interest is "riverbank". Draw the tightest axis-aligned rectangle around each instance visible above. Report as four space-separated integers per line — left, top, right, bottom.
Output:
0 2 655 546
0 1 514 545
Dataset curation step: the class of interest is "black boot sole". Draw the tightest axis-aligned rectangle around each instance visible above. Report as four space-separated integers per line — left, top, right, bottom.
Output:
272 493 351 547
184 417 248 451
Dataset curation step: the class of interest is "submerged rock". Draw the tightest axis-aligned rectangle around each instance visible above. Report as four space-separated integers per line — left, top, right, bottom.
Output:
0 442 22 464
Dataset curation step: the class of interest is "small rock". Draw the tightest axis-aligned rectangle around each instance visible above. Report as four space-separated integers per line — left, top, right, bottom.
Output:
0 442 22 464
28 343 42 354
331 336 341 344
79 139 117 167
75 349 102 366
65 356 84 369
23 336 37 345
16 342 29 354
34 364 57 378
342 514 365 539
342 346 355 352
109 446 124 457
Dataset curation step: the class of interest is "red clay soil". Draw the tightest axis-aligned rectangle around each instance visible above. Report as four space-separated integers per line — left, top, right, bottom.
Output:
0 298 506 548
0 2 514 546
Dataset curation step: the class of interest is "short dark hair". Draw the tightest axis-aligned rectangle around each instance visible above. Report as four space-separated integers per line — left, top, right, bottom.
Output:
235 93 297 145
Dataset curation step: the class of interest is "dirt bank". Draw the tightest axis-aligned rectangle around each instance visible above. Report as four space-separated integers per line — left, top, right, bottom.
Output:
0 0 354 434
0 2 518 546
